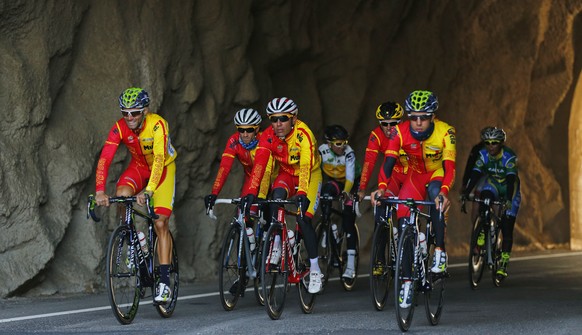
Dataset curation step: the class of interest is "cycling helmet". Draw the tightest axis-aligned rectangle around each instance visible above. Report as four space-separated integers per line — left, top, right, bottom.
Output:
234 108 262 126
481 127 506 142
266 97 298 115
404 90 438 113
119 87 150 109
375 101 404 121
324 125 349 141
480 126 495 139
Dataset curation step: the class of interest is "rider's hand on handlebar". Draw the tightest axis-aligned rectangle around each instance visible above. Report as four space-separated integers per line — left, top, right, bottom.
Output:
136 190 153 207
240 194 255 216
95 191 110 207
295 194 310 216
435 192 450 212
204 194 217 212
370 189 385 206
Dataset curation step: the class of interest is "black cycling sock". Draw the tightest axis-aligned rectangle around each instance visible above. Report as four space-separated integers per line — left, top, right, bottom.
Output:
159 265 170 286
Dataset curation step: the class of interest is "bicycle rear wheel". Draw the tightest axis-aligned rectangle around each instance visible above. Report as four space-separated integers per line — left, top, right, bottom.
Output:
370 223 392 311
394 225 417 332
253 224 265 306
340 225 359 291
424 232 445 326
297 235 316 313
315 222 331 287
492 225 504 287
218 224 243 311
468 217 485 289
154 232 179 318
261 223 288 320
106 225 140 324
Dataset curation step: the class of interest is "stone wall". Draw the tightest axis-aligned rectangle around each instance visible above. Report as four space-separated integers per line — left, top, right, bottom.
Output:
0 0 580 297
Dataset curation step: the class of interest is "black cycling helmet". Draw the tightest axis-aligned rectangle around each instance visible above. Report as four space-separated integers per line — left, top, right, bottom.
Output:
481 127 506 142
324 124 349 141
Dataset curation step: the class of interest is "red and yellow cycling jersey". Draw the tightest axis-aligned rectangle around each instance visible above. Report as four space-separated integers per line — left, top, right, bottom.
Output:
211 132 272 198
385 119 456 195
96 113 177 194
359 126 408 192
244 119 321 197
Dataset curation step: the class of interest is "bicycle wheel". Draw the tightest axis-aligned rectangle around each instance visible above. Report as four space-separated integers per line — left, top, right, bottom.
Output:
261 223 288 320
394 225 417 332
315 222 331 287
369 223 392 311
340 225 359 291
154 232 179 318
106 225 140 324
468 216 485 289
253 225 265 306
424 231 445 326
297 234 317 313
218 224 243 311
492 224 504 287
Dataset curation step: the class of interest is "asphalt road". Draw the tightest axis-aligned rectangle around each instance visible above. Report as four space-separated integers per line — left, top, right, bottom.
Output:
1 251 582 334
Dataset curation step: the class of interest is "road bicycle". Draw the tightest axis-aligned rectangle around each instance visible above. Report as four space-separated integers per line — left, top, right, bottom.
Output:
315 194 360 291
207 198 267 310
381 197 446 332
461 196 507 288
260 199 315 320
87 195 179 325
365 195 398 311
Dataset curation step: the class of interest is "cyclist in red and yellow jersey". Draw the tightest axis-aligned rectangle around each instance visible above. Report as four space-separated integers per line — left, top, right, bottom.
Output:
95 87 177 303
372 90 455 308
204 108 272 211
240 97 324 294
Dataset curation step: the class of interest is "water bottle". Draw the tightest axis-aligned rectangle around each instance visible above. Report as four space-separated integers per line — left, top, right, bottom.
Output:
331 224 340 243
246 227 256 252
137 231 149 257
287 229 295 248
393 226 399 243
321 231 327 248
419 232 427 257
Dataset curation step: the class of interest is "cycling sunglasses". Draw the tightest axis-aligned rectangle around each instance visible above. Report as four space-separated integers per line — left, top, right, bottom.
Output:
408 113 433 122
379 121 399 127
121 108 144 118
484 140 501 146
269 114 292 123
237 126 258 133
331 140 348 147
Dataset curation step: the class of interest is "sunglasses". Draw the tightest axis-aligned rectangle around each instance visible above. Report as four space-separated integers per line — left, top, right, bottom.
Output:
484 140 501 146
269 115 292 123
237 126 257 133
380 121 399 127
330 140 348 147
121 108 144 118
408 113 433 122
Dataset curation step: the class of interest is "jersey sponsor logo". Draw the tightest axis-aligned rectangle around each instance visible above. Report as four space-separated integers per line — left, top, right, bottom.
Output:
128 135 135 143
277 144 284 152
447 129 456 144
297 132 304 142
154 124 160 132
290 154 300 161
143 144 153 151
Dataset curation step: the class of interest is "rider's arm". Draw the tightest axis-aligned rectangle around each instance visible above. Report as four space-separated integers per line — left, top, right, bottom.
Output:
439 126 457 197
145 118 170 193
243 145 271 197
343 149 357 194
96 122 122 193
210 134 239 195
358 130 381 193
379 156 397 190
296 126 318 196
257 154 274 199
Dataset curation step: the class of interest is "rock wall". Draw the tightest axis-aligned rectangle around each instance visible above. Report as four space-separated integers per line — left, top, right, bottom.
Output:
0 0 580 297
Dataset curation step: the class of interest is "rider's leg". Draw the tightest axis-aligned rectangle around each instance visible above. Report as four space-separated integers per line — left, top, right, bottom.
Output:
427 180 447 273
342 203 357 277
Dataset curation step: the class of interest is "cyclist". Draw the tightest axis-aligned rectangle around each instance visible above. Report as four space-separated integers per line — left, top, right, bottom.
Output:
461 127 521 278
240 97 324 294
318 124 361 279
372 90 455 308
95 87 177 303
358 102 407 277
461 126 495 191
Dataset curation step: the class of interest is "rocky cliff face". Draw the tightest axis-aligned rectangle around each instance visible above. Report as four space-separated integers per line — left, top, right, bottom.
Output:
0 0 580 297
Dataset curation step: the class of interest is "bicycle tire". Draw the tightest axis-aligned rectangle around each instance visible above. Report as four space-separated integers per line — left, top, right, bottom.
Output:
492 224 504 287
297 234 316 313
218 224 243 311
261 223 288 320
154 232 179 318
394 225 417 332
424 230 445 325
468 216 485 289
106 225 140 325
369 223 392 311
253 225 265 306
340 225 360 291
315 222 331 287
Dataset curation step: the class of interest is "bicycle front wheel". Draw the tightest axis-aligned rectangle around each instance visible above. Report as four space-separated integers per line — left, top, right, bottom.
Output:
154 232 179 318
297 236 316 313
394 225 417 332
370 223 392 311
218 224 243 311
340 225 360 291
261 223 288 320
106 225 140 325
468 217 485 289
424 231 445 326
492 224 504 287
253 225 265 306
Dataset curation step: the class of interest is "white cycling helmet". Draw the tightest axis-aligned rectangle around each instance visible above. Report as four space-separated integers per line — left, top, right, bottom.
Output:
234 108 262 126
266 97 298 115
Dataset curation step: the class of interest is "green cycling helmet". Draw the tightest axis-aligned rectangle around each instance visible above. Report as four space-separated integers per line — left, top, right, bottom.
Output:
404 90 438 113
119 87 150 109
